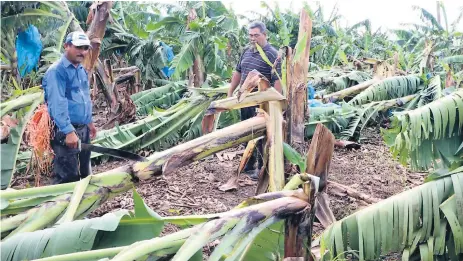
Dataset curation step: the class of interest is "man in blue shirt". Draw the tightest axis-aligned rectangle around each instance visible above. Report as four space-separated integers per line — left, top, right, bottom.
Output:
42 31 97 184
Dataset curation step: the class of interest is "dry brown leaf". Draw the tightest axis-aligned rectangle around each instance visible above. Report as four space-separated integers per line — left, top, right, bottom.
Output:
218 176 239 192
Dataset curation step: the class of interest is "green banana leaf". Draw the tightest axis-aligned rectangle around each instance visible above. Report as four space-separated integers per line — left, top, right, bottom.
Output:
0 188 210 261
1 95 42 190
348 75 422 106
318 171 463 261
382 89 463 170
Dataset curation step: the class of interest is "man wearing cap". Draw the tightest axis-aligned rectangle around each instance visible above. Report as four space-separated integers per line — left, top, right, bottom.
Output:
42 31 96 184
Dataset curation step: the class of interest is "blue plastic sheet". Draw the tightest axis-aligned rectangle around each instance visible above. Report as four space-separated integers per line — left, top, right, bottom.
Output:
307 82 315 100
15 25 42 77
160 41 175 78
308 99 341 108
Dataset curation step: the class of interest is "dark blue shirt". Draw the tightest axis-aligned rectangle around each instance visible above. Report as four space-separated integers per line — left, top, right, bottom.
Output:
42 55 92 135
236 43 282 85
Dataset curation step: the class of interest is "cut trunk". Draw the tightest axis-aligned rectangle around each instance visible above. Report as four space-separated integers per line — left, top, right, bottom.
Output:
284 176 318 260
306 124 336 228
287 10 312 145
306 124 334 191
82 1 113 75
134 115 267 178
1 116 267 235
205 88 285 116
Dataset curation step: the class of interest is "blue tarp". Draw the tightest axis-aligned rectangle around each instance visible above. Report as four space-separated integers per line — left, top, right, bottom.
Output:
16 25 42 77
307 82 315 100
308 99 341 108
160 41 175 78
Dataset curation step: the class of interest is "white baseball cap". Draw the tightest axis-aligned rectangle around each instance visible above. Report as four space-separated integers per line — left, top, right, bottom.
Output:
65 31 91 47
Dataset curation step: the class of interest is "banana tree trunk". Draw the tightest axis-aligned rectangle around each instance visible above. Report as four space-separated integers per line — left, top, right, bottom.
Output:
267 101 285 192
134 115 267 178
82 1 113 75
322 78 379 103
307 124 336 228
94 60 117 110
284 176 318 260
192 53 205 88
287 10 312 145
1 116 267 235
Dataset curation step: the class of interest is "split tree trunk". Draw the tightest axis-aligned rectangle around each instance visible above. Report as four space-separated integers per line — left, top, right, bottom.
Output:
287 10 312 146
284 176 318 260
306 124 337 228
82 1 113 75
133 116 267 179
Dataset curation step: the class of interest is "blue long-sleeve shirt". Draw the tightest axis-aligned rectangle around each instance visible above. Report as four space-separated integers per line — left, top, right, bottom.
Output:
42 55 92 134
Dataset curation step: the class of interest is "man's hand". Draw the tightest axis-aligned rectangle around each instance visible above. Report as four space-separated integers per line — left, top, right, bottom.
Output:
228 71 241 98
88 122 97 139
65 132 79 149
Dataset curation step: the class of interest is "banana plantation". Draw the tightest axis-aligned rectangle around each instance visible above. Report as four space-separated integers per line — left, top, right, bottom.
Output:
1 1 463 261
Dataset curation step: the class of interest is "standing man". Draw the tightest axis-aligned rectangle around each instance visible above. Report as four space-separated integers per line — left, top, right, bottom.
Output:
227 21 282 180
42 31 97 184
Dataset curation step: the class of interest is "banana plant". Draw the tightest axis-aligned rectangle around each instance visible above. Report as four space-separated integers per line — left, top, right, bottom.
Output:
317 167 463 261
1 185 317 261
382 88 463 171
347 75 422 106
1 91 43 190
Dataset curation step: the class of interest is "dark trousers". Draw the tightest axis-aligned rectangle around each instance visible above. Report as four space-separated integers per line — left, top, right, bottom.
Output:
51 124 91 184
240 106 264 170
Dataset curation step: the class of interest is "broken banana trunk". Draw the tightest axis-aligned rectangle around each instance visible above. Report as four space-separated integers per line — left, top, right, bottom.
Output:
0 116 267 236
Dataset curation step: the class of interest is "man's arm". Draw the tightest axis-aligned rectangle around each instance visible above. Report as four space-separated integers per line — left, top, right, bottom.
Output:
274 80 282 94
44 69 73 135
228 71 241 97
44 69 79 148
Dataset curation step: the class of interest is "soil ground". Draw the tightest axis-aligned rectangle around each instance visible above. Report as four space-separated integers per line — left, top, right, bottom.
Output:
87 127 425 220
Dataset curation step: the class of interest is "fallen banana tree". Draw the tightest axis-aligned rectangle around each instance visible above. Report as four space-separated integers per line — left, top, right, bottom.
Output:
382 88 463 171
305 74 442 141
316 168 463 261
1 178 319 261
11 86 228 187
1 91 43 190
0 115 266 237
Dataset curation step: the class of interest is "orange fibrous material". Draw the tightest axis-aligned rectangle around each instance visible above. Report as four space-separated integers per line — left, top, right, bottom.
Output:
25 104 55 185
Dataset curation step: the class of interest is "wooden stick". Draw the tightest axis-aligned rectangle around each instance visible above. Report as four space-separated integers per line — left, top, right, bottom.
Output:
328 180 381 204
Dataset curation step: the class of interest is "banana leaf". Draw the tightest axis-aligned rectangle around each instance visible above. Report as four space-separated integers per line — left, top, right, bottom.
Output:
442 55 463 64
318 171 463 261
326 71 371 93
348 75 422 106
0 189 210 261
382 89 463 170
131 81 187 116
1 94 42 190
